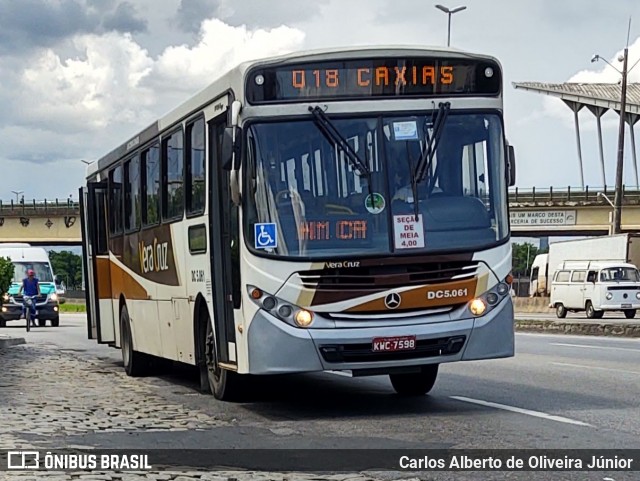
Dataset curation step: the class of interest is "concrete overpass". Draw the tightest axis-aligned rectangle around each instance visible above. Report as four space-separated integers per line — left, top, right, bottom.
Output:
2 188 640 244
509 186 640 236
0 199 80 245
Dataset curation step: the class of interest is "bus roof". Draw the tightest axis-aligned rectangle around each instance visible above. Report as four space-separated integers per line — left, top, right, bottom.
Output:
86 45 502 179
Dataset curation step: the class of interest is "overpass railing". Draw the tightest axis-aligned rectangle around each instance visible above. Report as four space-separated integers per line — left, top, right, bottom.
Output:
509 186 640 204
0 199 80 216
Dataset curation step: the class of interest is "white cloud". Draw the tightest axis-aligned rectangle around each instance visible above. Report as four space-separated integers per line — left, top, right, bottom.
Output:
153 18 305 93
1 17 304 176
20 32 155 131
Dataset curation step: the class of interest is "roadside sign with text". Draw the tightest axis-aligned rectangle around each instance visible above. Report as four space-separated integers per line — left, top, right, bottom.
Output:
510 210 577 226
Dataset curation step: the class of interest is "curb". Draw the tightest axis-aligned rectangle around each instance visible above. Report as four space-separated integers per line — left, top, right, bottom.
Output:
0 335 26 348
516 320 640 338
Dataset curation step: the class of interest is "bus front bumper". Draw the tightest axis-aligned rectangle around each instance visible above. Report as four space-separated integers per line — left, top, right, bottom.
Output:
246 297 514 375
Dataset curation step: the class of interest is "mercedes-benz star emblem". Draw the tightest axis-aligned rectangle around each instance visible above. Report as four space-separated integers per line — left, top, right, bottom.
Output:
385 292 401 310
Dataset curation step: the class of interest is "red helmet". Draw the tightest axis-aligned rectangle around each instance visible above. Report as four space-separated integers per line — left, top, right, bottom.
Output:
27 269 35 276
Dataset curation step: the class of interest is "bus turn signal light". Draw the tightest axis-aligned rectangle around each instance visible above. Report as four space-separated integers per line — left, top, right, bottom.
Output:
250 288 263 300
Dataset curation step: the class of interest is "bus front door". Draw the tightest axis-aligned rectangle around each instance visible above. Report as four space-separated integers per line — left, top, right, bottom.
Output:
208 115 238 366
81 182 115 344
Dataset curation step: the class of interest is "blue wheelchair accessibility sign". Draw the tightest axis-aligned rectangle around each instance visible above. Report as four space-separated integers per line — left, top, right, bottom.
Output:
254 223 277 249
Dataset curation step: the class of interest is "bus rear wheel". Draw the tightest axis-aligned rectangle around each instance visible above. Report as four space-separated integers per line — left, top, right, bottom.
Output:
389 365 439 396
624 309 636 319
201 317 242 401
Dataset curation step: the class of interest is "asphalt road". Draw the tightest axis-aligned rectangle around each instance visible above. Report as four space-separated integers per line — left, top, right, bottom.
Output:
516 311 640 322
3 314 640 480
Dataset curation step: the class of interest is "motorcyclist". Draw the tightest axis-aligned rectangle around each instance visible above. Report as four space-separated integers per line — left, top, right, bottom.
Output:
18 269 40 325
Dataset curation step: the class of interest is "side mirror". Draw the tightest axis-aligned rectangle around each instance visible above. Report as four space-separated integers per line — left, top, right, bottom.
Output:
507 145 516 186
54 276 61 285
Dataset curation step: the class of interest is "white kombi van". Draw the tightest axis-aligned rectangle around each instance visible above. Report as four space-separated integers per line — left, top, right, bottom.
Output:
550 261 640 319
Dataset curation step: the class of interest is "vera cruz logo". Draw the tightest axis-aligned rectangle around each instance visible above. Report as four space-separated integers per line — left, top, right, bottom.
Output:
139 238 169 274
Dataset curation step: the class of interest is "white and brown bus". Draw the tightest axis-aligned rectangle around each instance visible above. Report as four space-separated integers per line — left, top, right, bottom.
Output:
80 46 517 400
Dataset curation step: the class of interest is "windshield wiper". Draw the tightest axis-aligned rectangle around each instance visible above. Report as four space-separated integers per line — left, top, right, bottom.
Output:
413 102 451 185
309 106 372 179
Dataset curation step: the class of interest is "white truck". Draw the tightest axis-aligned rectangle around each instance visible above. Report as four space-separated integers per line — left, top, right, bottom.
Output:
529 234 640 297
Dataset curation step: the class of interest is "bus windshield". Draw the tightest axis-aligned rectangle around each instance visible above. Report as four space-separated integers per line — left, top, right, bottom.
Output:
12 262 54 282
245 112 508 258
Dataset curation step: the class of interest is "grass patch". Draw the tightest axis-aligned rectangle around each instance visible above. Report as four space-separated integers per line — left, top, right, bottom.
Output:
60 303 86 313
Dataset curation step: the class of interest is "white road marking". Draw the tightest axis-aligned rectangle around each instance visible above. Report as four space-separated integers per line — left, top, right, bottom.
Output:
551 342 640 353
517 332 640 343
551 362 640 375
450 396 593 427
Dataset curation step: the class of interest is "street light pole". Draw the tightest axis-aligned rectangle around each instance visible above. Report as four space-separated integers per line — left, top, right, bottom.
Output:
597 192 615 235
11 190 23 203
435 5 467 47
613 47 629 234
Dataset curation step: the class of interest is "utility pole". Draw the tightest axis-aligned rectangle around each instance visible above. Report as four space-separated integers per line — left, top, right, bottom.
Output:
613 47 629 234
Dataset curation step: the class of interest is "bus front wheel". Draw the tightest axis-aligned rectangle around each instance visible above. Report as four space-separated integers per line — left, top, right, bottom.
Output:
201 318 242 401
389 365 439 396
120 306 150 377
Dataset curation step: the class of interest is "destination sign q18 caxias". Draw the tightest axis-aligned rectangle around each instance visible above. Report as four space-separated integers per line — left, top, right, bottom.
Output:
510 210 577 226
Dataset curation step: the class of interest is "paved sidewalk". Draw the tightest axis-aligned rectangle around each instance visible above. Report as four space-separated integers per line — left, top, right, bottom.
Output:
0 333 25 348
0 342 401 481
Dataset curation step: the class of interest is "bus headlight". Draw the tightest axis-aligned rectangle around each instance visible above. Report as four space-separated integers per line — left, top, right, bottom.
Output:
606 292 613 301
469 298 487 316
294 309 313 327
636 292 640 300
2 293 9 302
50 293 58 302
468 278 511 317
248 285 314 328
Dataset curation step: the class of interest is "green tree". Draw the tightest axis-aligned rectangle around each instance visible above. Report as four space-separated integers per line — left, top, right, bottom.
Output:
49 251 82 289
511 242 541 278
0 256 15 302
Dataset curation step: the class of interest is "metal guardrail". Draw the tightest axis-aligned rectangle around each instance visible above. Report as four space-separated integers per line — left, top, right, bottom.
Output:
0 199 80 216
509 186 640 204
2 189 640 216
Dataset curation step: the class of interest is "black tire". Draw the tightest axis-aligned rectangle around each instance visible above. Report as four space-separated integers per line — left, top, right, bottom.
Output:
25 309 30 332
51 316 59 327
0 318 6 328
199 316 242 401
585 301 596 319
120 305 151 377
390 365 439 396
38 319 47 327
555 304 567 319
624 309 636 319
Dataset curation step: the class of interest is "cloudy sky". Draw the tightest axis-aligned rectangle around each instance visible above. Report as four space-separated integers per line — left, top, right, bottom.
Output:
2 0 640 202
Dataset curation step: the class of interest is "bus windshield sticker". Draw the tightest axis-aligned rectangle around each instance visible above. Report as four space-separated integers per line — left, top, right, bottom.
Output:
393 215 425 249
365 193 386 214
255 223 278 249
393 121 419 141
